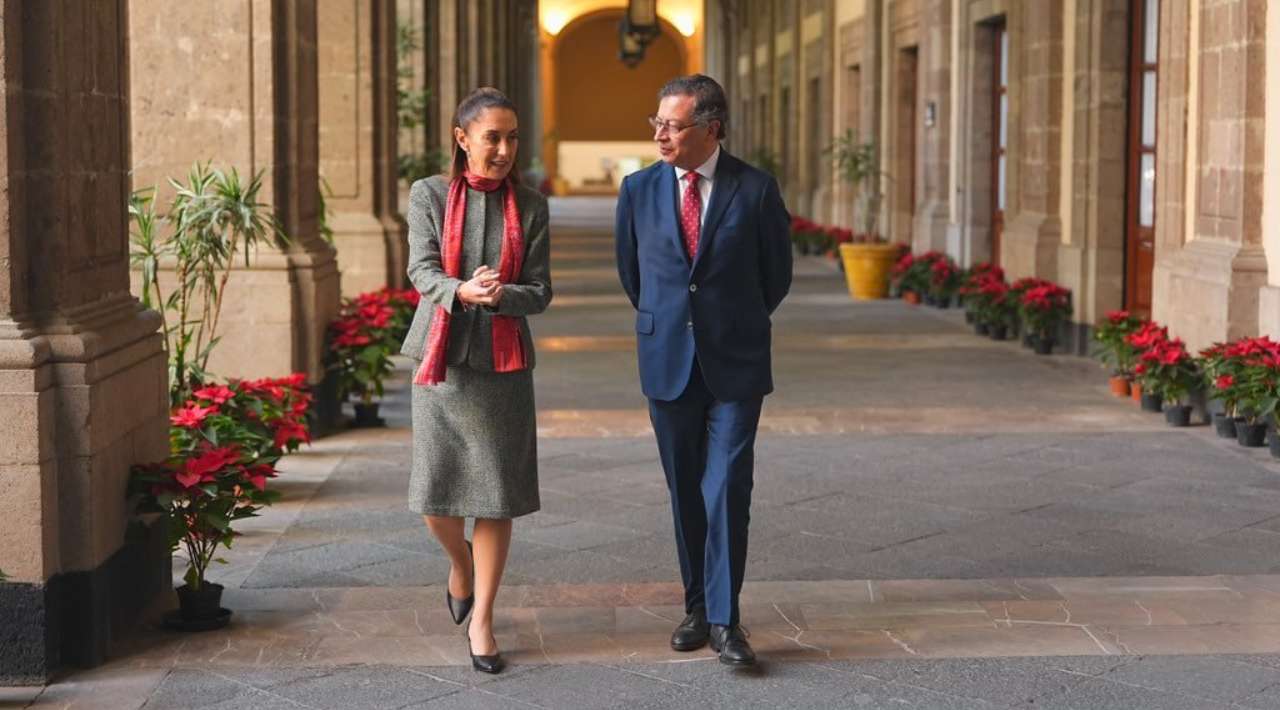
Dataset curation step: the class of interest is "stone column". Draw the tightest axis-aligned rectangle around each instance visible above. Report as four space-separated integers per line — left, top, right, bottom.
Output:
1056 0 1128 353
318 0 408 296
1 1 170 683
129 1 341 389
1152 0 1267 348
1000 0 1064 279
912 0 952 252
863 0 887 237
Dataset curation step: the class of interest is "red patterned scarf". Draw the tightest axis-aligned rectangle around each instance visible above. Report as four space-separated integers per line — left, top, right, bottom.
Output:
413 172 527 386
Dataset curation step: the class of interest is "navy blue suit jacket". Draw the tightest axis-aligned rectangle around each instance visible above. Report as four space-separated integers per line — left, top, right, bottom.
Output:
615 150 793 402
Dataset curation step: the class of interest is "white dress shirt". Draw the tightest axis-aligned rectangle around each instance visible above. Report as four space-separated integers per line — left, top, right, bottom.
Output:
673 145 720 227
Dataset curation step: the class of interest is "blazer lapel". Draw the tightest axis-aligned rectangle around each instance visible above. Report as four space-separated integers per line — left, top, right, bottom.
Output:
692 152 741 272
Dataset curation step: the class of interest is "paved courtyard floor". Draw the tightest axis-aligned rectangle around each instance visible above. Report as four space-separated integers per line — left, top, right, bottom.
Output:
10 197 1280 708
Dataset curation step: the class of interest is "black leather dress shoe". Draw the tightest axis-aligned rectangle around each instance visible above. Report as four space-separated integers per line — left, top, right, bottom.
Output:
446 541 474 625
670 607 710 651
709 624 756 666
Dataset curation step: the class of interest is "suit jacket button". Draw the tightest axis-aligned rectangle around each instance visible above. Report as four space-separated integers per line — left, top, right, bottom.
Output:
689 284 698 292
686 321 693 329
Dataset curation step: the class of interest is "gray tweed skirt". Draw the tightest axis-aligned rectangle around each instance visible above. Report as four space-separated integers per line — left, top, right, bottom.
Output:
408 365 540 518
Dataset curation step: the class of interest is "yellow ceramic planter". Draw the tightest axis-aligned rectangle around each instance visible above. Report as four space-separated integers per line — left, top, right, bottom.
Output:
839 242 901 300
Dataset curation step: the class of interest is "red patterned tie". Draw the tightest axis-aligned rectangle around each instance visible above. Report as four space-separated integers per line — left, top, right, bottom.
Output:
680 171 701 260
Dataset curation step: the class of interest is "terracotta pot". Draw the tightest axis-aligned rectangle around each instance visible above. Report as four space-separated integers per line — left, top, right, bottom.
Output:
1131 383 1143 403
902 290 921 305
1108 376 1131 398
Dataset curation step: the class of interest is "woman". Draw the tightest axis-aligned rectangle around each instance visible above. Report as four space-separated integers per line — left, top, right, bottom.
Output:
400 87 551 674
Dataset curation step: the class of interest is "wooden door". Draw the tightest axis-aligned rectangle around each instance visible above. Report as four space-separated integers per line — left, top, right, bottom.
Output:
1125 0 1159 316
992 22 1007 265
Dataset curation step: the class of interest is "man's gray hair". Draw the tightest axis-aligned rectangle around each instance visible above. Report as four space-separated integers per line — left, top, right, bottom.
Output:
658 74 728 139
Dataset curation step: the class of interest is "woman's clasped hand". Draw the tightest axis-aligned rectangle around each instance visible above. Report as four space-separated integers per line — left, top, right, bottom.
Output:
458 265 504 307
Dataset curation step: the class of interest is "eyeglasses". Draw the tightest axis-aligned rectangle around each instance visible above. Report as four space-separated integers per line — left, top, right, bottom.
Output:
648 115 701 135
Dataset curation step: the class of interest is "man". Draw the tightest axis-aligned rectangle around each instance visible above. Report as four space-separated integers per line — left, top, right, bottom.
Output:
615 74 792 667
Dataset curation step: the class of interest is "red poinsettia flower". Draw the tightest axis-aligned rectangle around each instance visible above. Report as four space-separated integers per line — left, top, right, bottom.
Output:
1216 375 1235 390
175 445 241 488
242 463 277 492
1106 310 1131 324
193 385 237 405
273 419 311 448
334 331 373 348
171 402 219 428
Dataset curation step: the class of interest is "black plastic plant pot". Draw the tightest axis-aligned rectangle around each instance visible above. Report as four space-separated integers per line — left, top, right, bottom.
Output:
1213 412 1237 439
1237 422 1268 448
1140 392 1163 413
1164 405 1192 427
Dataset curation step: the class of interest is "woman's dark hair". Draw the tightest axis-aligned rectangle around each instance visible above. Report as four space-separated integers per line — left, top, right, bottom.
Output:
449 87 519 179
657 74 728 139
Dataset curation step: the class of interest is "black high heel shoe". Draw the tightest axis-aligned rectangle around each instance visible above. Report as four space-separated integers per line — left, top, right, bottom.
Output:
467 627 505 674
446 541 474 625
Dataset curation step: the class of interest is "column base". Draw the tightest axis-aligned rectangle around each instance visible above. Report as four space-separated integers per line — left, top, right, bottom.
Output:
913 199 950 253
1001 211 1061 279
1152 239 1267 350
0 505 170 685
331 211 402 297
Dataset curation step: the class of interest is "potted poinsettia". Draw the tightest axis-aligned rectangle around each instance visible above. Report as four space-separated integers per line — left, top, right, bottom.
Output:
330 293 400 427
129 376 310 629
972 276 1015 340
1133 338 1199 425
1225 337 1280 447
890 252 920 304
1093 310 1145 397
959 263 1003 323
1019 282 1072 355
1201 342 1239 438
927 256 961 309
1124 321 1169 403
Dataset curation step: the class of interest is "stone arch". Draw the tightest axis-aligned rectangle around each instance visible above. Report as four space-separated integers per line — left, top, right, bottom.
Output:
543 10 693 192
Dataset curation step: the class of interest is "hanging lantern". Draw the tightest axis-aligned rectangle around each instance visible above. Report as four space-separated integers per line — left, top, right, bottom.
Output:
618 20 646 68
624 0 661 44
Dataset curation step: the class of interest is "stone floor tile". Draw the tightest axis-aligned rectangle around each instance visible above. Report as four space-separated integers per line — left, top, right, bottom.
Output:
1100 654 1280 705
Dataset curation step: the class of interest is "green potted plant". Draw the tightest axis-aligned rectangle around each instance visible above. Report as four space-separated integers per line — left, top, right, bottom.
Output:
1093 310 1145 397
130 163 287 406
828 130 898 299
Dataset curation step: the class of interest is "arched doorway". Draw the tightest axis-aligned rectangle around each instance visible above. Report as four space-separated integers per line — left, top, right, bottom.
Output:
541 7 700 194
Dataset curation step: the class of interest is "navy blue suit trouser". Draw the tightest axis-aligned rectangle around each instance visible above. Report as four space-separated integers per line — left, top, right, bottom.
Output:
648 362 763 627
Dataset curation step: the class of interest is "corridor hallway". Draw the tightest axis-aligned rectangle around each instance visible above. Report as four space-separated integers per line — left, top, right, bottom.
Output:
13 198 1280 708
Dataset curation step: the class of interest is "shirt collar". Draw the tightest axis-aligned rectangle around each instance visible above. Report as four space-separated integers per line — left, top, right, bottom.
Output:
674 145 721 183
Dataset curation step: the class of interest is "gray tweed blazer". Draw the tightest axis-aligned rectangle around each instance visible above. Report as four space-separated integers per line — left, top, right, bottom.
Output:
400 175 552 368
